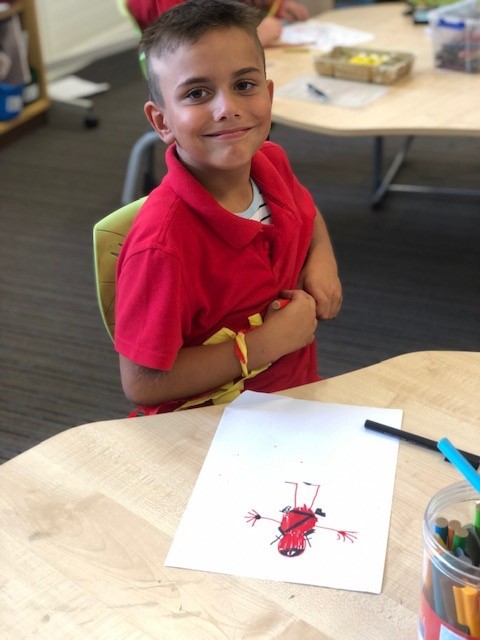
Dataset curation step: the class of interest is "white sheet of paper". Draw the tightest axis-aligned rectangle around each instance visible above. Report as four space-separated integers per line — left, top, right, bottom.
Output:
47 76 110 101
275 75 389 109
279 21 374 51
165 391 402 594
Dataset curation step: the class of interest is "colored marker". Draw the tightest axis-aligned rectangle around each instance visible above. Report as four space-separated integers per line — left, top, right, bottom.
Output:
464 523 480 566
475 503 480 537
431 561 448 623
364 421 480 470
433 533 447 549
437 438 480 493
453 547 473 565
272 298 291 310
452 585 480 637
438 571 459 628
447 520 461 550
434 516 448 544
451 527 469 553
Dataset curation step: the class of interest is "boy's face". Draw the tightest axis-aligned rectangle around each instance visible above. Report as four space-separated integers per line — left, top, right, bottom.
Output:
145 27 274 179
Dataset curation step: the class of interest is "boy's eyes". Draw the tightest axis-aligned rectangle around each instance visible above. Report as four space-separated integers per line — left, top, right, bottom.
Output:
186 88 209 100
184 80 256 101
235 80 256 91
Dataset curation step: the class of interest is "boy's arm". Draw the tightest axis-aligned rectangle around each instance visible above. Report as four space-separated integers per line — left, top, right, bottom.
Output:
119 289 317 406
298 209 343 320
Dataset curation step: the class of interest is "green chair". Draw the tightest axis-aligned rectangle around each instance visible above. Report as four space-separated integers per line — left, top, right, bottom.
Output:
93 197 146 340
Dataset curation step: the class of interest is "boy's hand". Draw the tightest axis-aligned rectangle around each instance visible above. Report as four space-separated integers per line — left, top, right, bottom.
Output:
260 289 317 362
298 263 342 321
257 16 283 46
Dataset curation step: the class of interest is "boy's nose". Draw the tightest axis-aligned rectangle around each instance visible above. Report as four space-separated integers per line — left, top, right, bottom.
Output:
213 92 240 120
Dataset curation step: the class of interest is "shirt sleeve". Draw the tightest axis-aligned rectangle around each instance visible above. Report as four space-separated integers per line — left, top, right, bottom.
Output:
114 246 189 371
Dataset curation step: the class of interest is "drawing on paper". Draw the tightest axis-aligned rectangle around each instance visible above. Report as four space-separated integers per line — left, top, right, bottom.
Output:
245 481 358 557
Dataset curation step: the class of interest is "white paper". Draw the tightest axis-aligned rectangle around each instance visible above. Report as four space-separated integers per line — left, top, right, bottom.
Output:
166 391 402 594
47 75 110 101
279 21 374 51
275 74 388 109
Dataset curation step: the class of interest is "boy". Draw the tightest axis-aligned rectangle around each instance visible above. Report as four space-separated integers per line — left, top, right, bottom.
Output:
115 0 342 414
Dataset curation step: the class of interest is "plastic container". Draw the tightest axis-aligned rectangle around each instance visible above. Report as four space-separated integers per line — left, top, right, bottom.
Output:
0 82 24 120
419 481 480 639
429 0 480 72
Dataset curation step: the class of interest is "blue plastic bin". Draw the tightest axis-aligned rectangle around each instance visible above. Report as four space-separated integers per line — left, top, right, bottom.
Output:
0 82 24 120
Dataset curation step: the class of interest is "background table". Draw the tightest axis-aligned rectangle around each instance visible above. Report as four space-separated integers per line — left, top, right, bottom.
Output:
1 351 480 639
266 3 480 204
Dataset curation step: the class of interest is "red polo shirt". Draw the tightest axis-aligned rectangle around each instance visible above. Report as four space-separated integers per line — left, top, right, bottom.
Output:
115 142 319 409
127 0 279 31
127 0 182 31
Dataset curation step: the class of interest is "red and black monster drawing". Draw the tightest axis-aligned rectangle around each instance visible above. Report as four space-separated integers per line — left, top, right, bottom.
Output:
245 481 357 557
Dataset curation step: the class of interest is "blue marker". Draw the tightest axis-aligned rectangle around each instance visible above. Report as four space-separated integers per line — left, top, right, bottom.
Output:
437 438 480 493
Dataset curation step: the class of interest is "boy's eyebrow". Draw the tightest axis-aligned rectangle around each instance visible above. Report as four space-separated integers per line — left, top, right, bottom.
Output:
177 67 263 89
233 66 263 77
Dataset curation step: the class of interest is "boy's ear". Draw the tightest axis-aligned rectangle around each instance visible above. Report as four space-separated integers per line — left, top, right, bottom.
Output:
144 101 175 145
267 79 274 103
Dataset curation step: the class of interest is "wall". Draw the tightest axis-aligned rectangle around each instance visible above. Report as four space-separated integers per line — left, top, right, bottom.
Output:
34 0 335 81
35 0 138 80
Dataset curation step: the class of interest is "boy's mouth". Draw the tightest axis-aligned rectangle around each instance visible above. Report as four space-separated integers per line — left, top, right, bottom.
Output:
205 127 252 139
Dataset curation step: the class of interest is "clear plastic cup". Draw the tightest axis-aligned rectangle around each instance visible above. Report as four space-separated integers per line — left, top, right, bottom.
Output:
419 480 480 639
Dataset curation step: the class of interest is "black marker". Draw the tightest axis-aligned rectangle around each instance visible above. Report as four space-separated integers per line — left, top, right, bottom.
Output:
364 420 480 470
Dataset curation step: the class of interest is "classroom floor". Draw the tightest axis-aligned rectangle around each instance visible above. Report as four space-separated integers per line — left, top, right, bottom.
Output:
1 48 479 462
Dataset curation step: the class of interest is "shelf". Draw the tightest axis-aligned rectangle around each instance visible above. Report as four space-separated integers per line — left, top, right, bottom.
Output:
0 0 50 143
0 1 25 21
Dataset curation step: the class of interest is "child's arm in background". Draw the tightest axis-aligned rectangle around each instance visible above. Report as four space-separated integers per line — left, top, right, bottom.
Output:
298 208 343 320
278 0 309 22
119 289 317 406
257 16 283 46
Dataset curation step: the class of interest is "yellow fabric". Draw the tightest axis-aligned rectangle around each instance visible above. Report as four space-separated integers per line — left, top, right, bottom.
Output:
235 331 249 378
176 313 271 410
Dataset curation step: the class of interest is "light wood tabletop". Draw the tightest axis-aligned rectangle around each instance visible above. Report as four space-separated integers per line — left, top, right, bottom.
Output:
1 351 480 639
266 3 480 137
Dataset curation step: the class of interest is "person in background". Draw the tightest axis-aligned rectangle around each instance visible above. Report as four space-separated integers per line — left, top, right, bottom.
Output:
127 0 310 46
115 0 342 416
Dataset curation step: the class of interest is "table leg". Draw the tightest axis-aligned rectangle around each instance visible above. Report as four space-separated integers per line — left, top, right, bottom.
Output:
371 136 480 208
371 136 413 208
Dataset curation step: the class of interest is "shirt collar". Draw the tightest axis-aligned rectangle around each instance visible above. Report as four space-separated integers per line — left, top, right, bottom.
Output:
165 144 283 248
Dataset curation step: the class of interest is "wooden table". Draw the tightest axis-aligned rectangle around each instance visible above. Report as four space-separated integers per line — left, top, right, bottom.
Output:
265 3 480 204
1 351 480 639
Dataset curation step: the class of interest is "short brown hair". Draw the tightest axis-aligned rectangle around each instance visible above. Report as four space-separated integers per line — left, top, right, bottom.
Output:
140 0 265 104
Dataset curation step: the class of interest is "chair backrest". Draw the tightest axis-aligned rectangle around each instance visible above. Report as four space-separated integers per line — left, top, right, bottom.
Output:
93 197 147 340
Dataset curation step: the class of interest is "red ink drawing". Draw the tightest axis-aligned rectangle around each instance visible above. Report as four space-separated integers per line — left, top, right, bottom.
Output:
245 481 358 557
